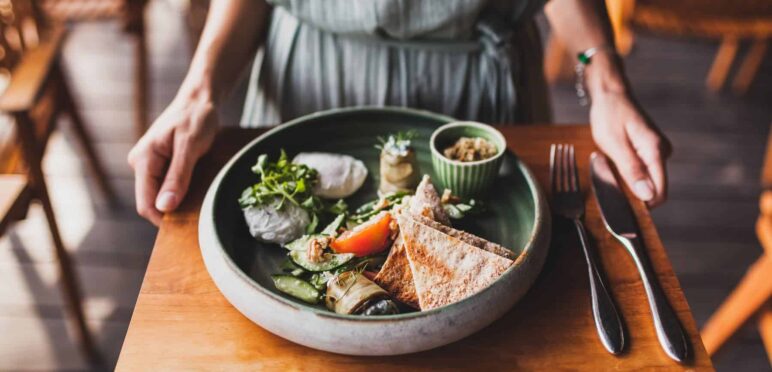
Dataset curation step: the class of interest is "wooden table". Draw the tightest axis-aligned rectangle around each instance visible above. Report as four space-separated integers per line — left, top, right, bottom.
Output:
116 125 713 370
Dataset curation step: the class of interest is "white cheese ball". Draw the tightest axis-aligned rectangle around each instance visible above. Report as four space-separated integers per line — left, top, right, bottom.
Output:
242 198 310 244
293 152 368 199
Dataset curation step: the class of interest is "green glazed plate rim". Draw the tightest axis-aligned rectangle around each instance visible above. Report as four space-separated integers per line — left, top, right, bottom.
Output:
203 106 549 322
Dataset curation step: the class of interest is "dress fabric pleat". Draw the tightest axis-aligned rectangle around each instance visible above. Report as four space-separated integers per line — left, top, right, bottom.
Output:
240 0 551 127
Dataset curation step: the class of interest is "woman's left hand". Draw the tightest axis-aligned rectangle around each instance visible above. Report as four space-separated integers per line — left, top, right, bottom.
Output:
589 90 671 207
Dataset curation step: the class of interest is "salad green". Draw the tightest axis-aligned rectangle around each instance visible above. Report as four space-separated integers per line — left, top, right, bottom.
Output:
239 150 349 233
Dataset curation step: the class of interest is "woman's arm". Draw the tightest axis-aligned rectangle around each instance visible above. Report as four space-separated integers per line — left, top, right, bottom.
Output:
129 0 270 225
183 0 267 103
545 0 670 207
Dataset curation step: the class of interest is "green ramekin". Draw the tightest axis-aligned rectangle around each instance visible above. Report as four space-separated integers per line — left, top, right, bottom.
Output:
430 121 507 199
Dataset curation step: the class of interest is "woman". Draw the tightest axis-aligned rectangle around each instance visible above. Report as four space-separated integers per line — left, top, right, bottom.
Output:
129 0 670 225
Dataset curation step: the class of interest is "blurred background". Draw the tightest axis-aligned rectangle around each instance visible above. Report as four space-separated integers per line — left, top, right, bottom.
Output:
0 0 769 370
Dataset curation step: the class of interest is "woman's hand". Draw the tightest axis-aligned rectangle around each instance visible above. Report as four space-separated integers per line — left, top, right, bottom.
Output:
128 89 218 225
589 90 671 207
126 0 269 225
544 0 671 207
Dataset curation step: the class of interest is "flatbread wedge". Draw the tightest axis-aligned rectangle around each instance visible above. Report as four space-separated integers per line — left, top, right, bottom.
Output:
399 214 514 311
371 234 419 308
374 176 449 309
409 213 517 260
408 175 451 226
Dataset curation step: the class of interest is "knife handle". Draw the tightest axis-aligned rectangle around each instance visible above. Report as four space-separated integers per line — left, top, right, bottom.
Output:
573 219 625 355
622 236 689 363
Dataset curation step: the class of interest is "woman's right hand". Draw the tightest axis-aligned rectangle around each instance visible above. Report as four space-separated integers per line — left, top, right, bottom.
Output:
128 89 218 225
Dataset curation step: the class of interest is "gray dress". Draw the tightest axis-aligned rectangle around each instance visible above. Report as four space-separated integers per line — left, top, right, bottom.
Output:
240 0 551 126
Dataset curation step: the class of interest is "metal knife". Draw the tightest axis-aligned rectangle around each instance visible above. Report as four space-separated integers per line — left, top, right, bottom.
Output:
590 152 689 363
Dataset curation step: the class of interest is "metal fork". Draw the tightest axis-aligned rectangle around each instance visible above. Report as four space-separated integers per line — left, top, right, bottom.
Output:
551 144 625 355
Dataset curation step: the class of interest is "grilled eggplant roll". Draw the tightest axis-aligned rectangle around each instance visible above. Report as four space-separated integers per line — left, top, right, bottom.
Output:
325 271 399 315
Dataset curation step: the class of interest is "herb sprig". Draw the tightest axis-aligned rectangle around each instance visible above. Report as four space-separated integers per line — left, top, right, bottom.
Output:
348 191 409 224
375 130 417 157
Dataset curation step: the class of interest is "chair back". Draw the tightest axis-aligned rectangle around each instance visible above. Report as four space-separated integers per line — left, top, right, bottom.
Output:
0 0 44 83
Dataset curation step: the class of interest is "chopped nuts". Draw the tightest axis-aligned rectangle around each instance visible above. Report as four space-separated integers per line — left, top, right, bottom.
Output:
441 189 452 204
440 189 460 204
443 136 498 162
307 236 331 263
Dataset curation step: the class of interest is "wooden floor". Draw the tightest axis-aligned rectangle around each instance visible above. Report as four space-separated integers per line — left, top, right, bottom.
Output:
0 2 769 370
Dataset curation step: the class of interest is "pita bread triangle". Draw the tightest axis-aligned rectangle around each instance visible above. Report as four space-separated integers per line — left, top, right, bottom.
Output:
374 176 449 309
372 234 420 308
398 214 514 311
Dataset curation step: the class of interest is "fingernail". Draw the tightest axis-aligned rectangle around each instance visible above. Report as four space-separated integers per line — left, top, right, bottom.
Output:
633 180 654 201
156 191 177 212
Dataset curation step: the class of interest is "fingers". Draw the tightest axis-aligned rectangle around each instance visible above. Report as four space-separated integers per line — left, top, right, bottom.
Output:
128 145 167 226
643 153 666 207
155 135 198 213
590 91 670 207
604 137 657 203
629 126 669 207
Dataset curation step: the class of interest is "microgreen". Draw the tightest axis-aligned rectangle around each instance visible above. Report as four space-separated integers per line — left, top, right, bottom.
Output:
238 150 350 233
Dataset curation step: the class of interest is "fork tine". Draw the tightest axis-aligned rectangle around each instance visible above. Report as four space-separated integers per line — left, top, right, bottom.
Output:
550 144 558 192
560 144 569 192
569 144 579 191
557 144 565 192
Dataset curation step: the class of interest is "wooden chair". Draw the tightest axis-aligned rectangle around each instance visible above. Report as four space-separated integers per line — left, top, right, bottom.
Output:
700 127 772 363
0 0 117 365
38 0 149 137
544 0 772 95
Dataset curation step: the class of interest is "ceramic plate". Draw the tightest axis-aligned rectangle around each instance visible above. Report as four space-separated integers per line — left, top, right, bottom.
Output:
199 107 551 355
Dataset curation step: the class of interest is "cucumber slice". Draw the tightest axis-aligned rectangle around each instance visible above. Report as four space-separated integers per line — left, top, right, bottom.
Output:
321 214 346 236
308 271 334 291
279 259 306 277
289 250 355 272
284 234 324 251
271 275 320 304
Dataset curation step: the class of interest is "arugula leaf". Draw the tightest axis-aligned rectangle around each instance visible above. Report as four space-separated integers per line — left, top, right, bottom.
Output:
321 214 346 236
327 199 348 215
306 213 319 234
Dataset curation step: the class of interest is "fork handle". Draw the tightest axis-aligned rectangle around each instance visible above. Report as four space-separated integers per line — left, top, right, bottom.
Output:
573 219 626 355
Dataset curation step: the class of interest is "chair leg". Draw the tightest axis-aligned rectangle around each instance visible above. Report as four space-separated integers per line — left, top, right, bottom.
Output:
759 301 772 364
133 22 149 139
14 112 102 366
731 39 768 95
54 63 117 206
700 254 772 356
544 36 568 84
606 0 635 56
706 36 739 92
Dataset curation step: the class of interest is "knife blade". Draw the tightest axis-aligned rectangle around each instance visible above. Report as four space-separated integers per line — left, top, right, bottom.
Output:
590 152 690 363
